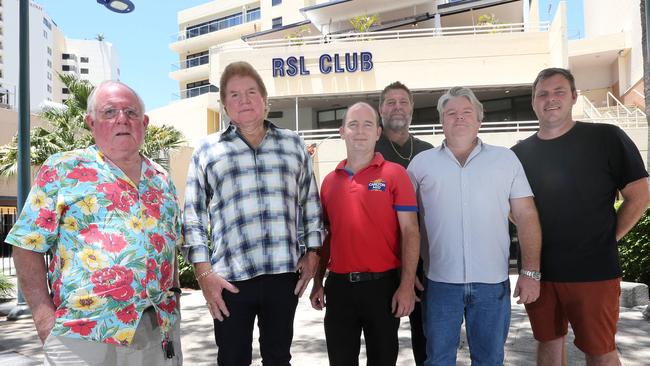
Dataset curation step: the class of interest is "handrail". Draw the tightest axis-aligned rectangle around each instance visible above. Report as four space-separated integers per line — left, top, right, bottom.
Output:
172 85 218 100
606 91 633 115
171 8 261 42
580 95 602 118
211 21 550 53
632 89 644 99
171 54 210 71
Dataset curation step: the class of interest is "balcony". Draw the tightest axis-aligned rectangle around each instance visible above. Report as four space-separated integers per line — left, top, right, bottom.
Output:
173 84 218 100
170 8 261 54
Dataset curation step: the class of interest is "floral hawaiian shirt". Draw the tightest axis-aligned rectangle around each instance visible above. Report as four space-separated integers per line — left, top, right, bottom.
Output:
5 145 182 346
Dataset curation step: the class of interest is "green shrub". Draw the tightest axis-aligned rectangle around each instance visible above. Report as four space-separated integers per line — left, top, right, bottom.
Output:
617 202 650 287
177 253 199 289
0 274 15 299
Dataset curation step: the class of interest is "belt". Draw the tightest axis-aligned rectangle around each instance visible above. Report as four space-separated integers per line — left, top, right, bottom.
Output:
327 269 398 283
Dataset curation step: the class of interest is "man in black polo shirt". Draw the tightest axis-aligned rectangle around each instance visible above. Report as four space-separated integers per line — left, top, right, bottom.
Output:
375 81 433 366
512 67 650 366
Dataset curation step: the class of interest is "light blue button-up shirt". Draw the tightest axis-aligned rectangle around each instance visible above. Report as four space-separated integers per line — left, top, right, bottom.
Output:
408 139 533 284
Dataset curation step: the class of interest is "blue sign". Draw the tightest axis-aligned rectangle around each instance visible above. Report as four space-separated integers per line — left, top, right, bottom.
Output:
272 52 373 77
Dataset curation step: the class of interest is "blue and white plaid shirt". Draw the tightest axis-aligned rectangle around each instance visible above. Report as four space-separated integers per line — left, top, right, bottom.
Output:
183 121 324 281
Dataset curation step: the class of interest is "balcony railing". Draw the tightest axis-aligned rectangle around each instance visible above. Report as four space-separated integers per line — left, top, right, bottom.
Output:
212 22 550 53
172 54 210 71
172 8 261 42
172 84 218 100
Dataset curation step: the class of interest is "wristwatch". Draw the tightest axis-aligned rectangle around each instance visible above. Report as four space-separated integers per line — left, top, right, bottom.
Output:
520 269 542 281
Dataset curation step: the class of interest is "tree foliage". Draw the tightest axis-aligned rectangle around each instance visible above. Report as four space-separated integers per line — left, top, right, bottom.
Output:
0 74 185 176
618 202 650 287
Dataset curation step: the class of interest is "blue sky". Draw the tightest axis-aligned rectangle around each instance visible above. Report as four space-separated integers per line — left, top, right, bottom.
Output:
36 0 585 112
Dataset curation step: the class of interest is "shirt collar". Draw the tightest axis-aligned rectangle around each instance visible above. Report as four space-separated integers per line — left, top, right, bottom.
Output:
335 152 385 172
440 138 485 165
220 120 277 141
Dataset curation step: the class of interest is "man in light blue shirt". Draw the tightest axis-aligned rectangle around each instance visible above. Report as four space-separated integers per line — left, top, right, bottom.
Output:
408 86 542 365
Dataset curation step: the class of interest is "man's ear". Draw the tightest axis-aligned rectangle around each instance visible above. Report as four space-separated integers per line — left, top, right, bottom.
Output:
143 114 150 129
85 114 94 129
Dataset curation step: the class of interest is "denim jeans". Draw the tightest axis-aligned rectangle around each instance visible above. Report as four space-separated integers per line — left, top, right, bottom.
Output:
423 279 511 366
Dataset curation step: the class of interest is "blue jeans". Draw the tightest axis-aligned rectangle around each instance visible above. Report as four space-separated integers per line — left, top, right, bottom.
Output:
423 279 510 366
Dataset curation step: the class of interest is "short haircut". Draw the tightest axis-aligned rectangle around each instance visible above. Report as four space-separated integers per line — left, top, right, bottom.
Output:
379 81 413 107
86 80 145 119
219 61 268 102
437 86 484 121
342 102 379 127
532 67 576 99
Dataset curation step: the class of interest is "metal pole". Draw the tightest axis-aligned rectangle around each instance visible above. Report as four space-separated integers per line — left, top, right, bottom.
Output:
295 97 299 132
7 0 32 320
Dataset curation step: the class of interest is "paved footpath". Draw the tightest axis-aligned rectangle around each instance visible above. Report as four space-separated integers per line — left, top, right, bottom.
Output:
1 275 649 365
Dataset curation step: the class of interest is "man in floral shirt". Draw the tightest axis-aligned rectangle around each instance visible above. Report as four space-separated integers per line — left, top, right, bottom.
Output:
6 81 183 365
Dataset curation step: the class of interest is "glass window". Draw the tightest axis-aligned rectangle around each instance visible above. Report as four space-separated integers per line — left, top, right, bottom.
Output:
47 46 52 55
80 68 89 74
317 107 347 128
43 29 48 39
272 0 282 6
272 17 282 29
80 57 89 63
47 84 52 93
62 88 69 94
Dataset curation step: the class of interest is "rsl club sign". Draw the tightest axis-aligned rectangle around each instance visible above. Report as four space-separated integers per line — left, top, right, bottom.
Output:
272 52 374 77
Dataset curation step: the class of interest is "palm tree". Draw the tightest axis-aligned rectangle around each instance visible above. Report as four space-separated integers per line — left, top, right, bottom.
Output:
0 74 185 176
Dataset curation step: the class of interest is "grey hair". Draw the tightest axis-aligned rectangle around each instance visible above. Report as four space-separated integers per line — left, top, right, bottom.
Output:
437 86 484 121
342 102 379 127
86 80 145 119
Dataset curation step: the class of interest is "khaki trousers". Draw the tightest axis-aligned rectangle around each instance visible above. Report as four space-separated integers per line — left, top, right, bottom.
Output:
43 308 182 366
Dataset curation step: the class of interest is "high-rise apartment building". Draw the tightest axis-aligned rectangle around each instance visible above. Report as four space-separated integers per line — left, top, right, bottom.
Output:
0 0 119 111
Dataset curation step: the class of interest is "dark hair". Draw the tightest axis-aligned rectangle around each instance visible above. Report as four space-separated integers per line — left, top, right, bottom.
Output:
219 61 268 102
532 68 576 98
379 81 413 107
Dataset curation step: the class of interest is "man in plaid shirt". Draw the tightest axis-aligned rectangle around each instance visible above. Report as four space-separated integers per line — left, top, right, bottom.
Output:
183 61 323 366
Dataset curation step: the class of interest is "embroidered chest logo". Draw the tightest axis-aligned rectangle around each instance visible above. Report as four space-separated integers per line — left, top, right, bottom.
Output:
367 179 387 192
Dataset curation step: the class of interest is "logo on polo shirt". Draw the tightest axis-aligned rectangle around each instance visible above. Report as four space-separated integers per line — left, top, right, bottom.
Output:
368 179 386 192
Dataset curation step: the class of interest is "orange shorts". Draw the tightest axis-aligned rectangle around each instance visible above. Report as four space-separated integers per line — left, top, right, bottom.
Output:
524 278 621 355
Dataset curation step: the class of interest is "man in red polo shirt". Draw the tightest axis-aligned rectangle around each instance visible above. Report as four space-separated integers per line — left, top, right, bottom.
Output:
310 102 420 366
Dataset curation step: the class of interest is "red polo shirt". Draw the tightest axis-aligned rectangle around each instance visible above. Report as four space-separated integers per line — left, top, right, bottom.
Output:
320 153 417 273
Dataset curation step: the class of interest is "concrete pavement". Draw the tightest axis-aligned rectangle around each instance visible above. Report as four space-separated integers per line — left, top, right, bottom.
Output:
1 275 649 365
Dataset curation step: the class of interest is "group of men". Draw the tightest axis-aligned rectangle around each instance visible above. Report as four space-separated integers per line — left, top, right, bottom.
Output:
7 63 649 366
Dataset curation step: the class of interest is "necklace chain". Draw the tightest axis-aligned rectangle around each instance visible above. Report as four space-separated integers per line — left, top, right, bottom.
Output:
389 136 413 161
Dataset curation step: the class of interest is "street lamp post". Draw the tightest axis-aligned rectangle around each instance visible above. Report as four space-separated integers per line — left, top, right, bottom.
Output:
7 0 135 321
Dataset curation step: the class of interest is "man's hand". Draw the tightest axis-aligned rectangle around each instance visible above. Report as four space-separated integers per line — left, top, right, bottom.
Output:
199 273 239 321
391 284 416 318
414 276 424 302
295 251 319 297
513 275 540 304
33 308 56 343
309 282 325 310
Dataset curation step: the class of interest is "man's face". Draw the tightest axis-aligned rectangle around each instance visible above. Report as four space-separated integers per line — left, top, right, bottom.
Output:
86 84 148 159
380 89 413 131
441 96 480 141
532 73 577 129
224 75 266 129
340 105 381 153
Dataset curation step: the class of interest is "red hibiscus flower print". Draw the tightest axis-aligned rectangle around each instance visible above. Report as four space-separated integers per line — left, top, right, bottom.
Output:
63 318 97 336
160 260 172 288
54 307 68 318
157 298 177 314
144 168 155 179
100 233 127 253
80 224 103 244
48 254 58 272
116 304 138 324
146 258 158 282
52 279 62 307
104 337 119 345
67 167 98 182
142 188 163 219
36 166 58 187
97 178 137 213
140 279 148 299
149 233 165 253
91 265 135 301
35 208 57 232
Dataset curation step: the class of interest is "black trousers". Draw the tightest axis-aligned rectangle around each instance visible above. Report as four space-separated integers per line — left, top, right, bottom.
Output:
324 273 400 366
410 259 427 366
213 273 299 366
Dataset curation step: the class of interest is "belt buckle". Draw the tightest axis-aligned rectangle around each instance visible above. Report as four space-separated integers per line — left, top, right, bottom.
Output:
348 272 361 283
